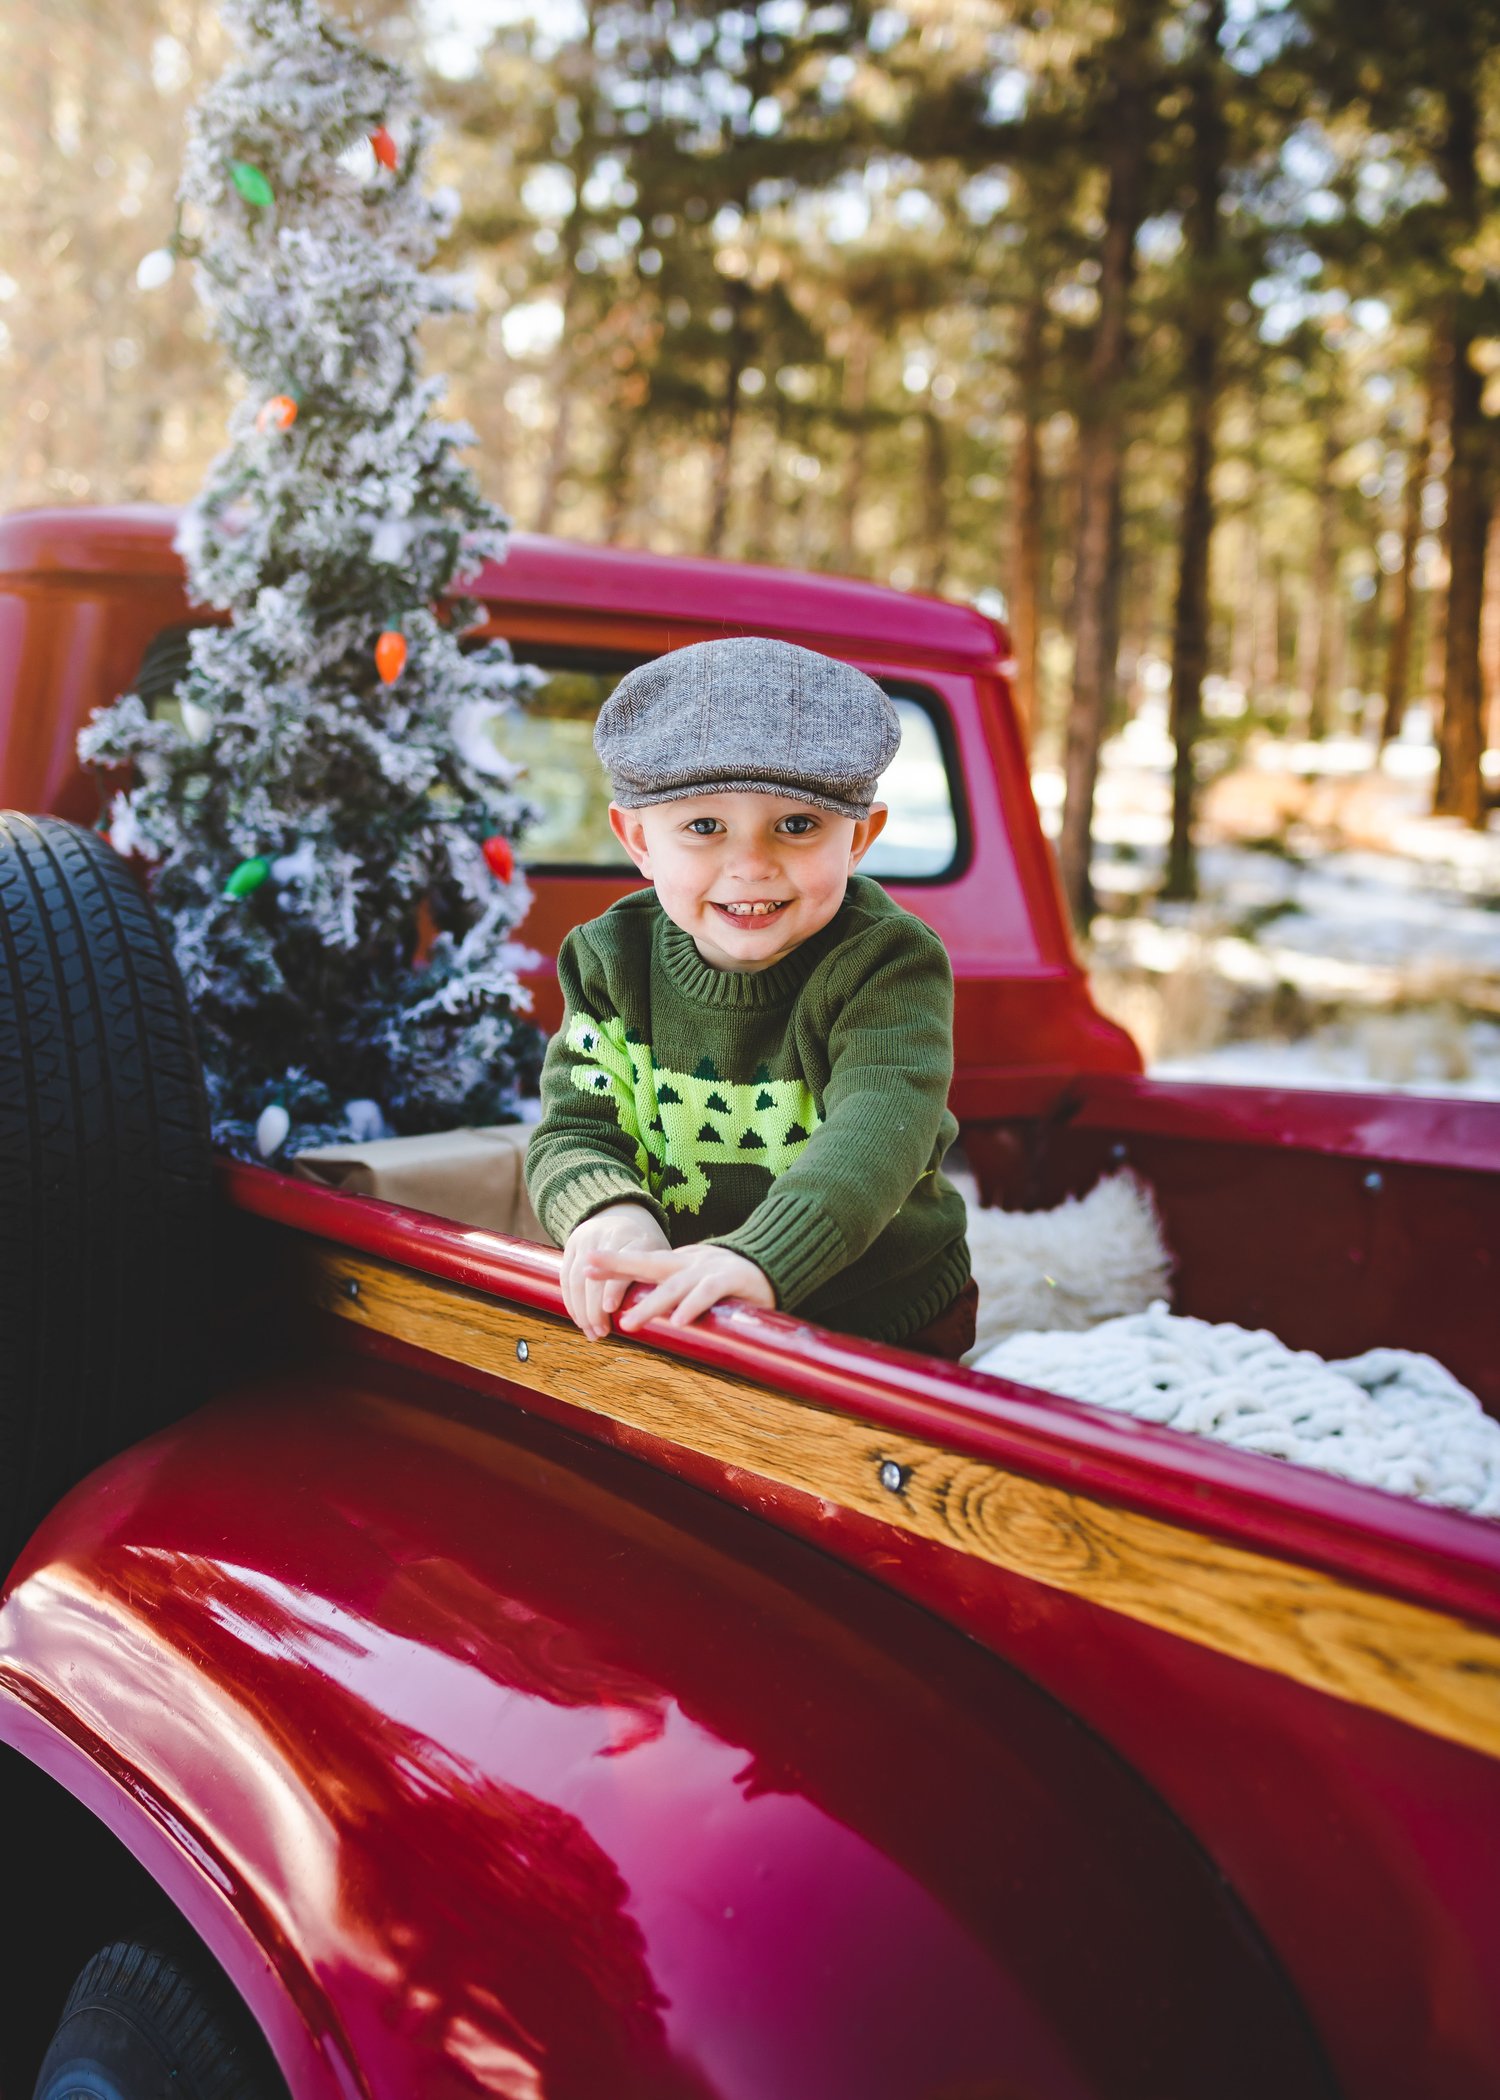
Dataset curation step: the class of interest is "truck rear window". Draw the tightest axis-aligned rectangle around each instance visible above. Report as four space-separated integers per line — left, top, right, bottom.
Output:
502 650 962 882
135 630 963 882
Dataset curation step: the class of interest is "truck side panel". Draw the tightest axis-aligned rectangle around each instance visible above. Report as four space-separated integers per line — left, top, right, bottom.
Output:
0 1360 1331 2100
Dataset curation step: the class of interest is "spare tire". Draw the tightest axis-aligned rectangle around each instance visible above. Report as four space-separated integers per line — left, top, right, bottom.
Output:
0 814 211 1570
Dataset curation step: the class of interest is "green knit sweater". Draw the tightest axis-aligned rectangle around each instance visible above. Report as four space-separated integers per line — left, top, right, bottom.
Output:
525 876 970 1343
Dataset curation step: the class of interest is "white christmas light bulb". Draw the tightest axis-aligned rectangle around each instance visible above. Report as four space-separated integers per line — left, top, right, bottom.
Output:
336 137 377 183
217 497 255 541
255 1103 291 1157
271 840 319 886
107 794 144 857
345 1098 387 1143
136 248 176 292
370 517 412 563
180 699 212 744
452 699 518 780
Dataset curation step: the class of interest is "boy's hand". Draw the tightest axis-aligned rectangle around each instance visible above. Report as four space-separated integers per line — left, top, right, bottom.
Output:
579 1244 775 1335
562 1203 670 1340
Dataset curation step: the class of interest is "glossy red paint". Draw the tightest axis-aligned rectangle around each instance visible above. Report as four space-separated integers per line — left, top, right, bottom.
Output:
1062 1069 1500 1173
0 1351 1333 2100
0 1695 341 2099
340 1317 1500 2100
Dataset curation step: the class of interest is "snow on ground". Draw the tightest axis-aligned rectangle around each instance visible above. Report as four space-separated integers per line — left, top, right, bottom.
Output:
1032 702 1500 1100
1149 1020 1500 1098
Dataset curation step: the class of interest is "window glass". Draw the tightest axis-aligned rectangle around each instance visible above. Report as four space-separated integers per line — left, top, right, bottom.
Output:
864 699 959 879
502 665 634 867
494 663 960 880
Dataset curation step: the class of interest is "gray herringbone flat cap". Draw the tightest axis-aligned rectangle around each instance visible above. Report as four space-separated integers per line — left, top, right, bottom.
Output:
594 636 902 819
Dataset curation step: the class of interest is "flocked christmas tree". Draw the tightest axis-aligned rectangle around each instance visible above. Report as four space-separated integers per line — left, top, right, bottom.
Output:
81 0 542 1161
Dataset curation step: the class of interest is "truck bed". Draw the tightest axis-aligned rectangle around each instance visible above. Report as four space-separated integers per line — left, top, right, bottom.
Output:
967 1069 1500 1413
216 1094 1500 2100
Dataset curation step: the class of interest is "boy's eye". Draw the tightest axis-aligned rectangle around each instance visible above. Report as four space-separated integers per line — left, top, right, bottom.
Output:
685 817 723 835
778 814 818 835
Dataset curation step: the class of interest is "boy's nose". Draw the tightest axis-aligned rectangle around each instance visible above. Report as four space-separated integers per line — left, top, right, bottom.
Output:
722 837 780 882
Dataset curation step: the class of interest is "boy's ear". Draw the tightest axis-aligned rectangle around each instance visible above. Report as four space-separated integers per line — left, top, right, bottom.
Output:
608 803 654 876
847 803 888 869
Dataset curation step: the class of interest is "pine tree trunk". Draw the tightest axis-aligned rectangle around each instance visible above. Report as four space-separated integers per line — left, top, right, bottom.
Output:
535 373 577 536
1060 432 1126 927
1266 553 1289 690
837 330 870 573
534 4 600 537
1231 512 1260 698
918 409 949 594
1163 0 1225 903
1435 313 1490 823
1009 297 1045 743
1482 504 1500 756
1432 63 1491 823
1300 422 1340 739
1381 350 1439 746
703 277 753 556
602 411 637 543
1355 563 1383 722
1057 0 1156 929
747 405 784 562
1255 561 1280 701
1420 463 1449 719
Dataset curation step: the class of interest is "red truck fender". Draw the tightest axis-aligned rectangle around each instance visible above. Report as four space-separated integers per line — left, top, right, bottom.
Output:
0 1361 1332 2100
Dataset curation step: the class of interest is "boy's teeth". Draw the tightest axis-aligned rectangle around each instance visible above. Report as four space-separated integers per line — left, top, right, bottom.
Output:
722 901 783 917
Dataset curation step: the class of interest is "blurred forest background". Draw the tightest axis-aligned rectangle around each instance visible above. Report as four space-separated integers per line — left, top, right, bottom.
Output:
5 0 1500 1090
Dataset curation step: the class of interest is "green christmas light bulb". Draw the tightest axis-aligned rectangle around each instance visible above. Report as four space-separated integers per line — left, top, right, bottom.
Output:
223 855 271 898
229 161 275 208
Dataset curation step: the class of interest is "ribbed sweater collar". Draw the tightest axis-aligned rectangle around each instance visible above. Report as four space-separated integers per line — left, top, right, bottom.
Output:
656 891 847 1008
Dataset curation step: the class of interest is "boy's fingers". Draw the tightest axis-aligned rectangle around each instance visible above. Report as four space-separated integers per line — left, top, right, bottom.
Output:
588 1276 615 1341
584 1248 680 1282
617 1277 688 1332
576 1268 601 1340
667 1279 727 1328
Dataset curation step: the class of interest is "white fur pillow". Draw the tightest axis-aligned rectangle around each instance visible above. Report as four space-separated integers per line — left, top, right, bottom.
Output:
946 1167 1173 1362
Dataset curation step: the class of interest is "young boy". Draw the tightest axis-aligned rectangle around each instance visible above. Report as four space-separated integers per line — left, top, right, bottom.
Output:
524 636 973 1356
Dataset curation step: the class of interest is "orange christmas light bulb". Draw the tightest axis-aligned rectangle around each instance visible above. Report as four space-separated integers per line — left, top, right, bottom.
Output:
412 894 439 969
256 393 298 434
370 126 399 171
375 629 408 683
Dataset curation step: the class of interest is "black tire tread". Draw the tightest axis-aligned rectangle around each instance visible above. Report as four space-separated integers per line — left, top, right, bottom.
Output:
35 1937 286 2100
0 813 210 1563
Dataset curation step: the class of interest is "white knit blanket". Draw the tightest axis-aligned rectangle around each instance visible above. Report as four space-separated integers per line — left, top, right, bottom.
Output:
973 1304 1500 1519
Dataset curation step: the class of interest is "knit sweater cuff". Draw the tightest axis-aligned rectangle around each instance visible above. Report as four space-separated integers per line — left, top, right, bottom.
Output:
712 1189 847 1309
539 1165 670 1245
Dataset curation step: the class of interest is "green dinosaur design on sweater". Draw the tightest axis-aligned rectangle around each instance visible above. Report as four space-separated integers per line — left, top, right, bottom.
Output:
566 1010 823 1214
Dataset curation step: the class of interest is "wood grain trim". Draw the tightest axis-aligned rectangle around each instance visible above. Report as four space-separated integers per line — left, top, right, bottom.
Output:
298 1242 1500 1765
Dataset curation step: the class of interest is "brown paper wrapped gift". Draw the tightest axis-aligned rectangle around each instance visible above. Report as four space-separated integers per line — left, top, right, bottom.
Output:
291 1123 550 1245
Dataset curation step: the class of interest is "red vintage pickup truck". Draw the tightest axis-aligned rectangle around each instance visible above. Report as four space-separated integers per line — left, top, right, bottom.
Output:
1 504 1498 2100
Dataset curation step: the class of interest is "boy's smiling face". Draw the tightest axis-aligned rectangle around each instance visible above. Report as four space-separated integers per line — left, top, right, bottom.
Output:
609 790 887 972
